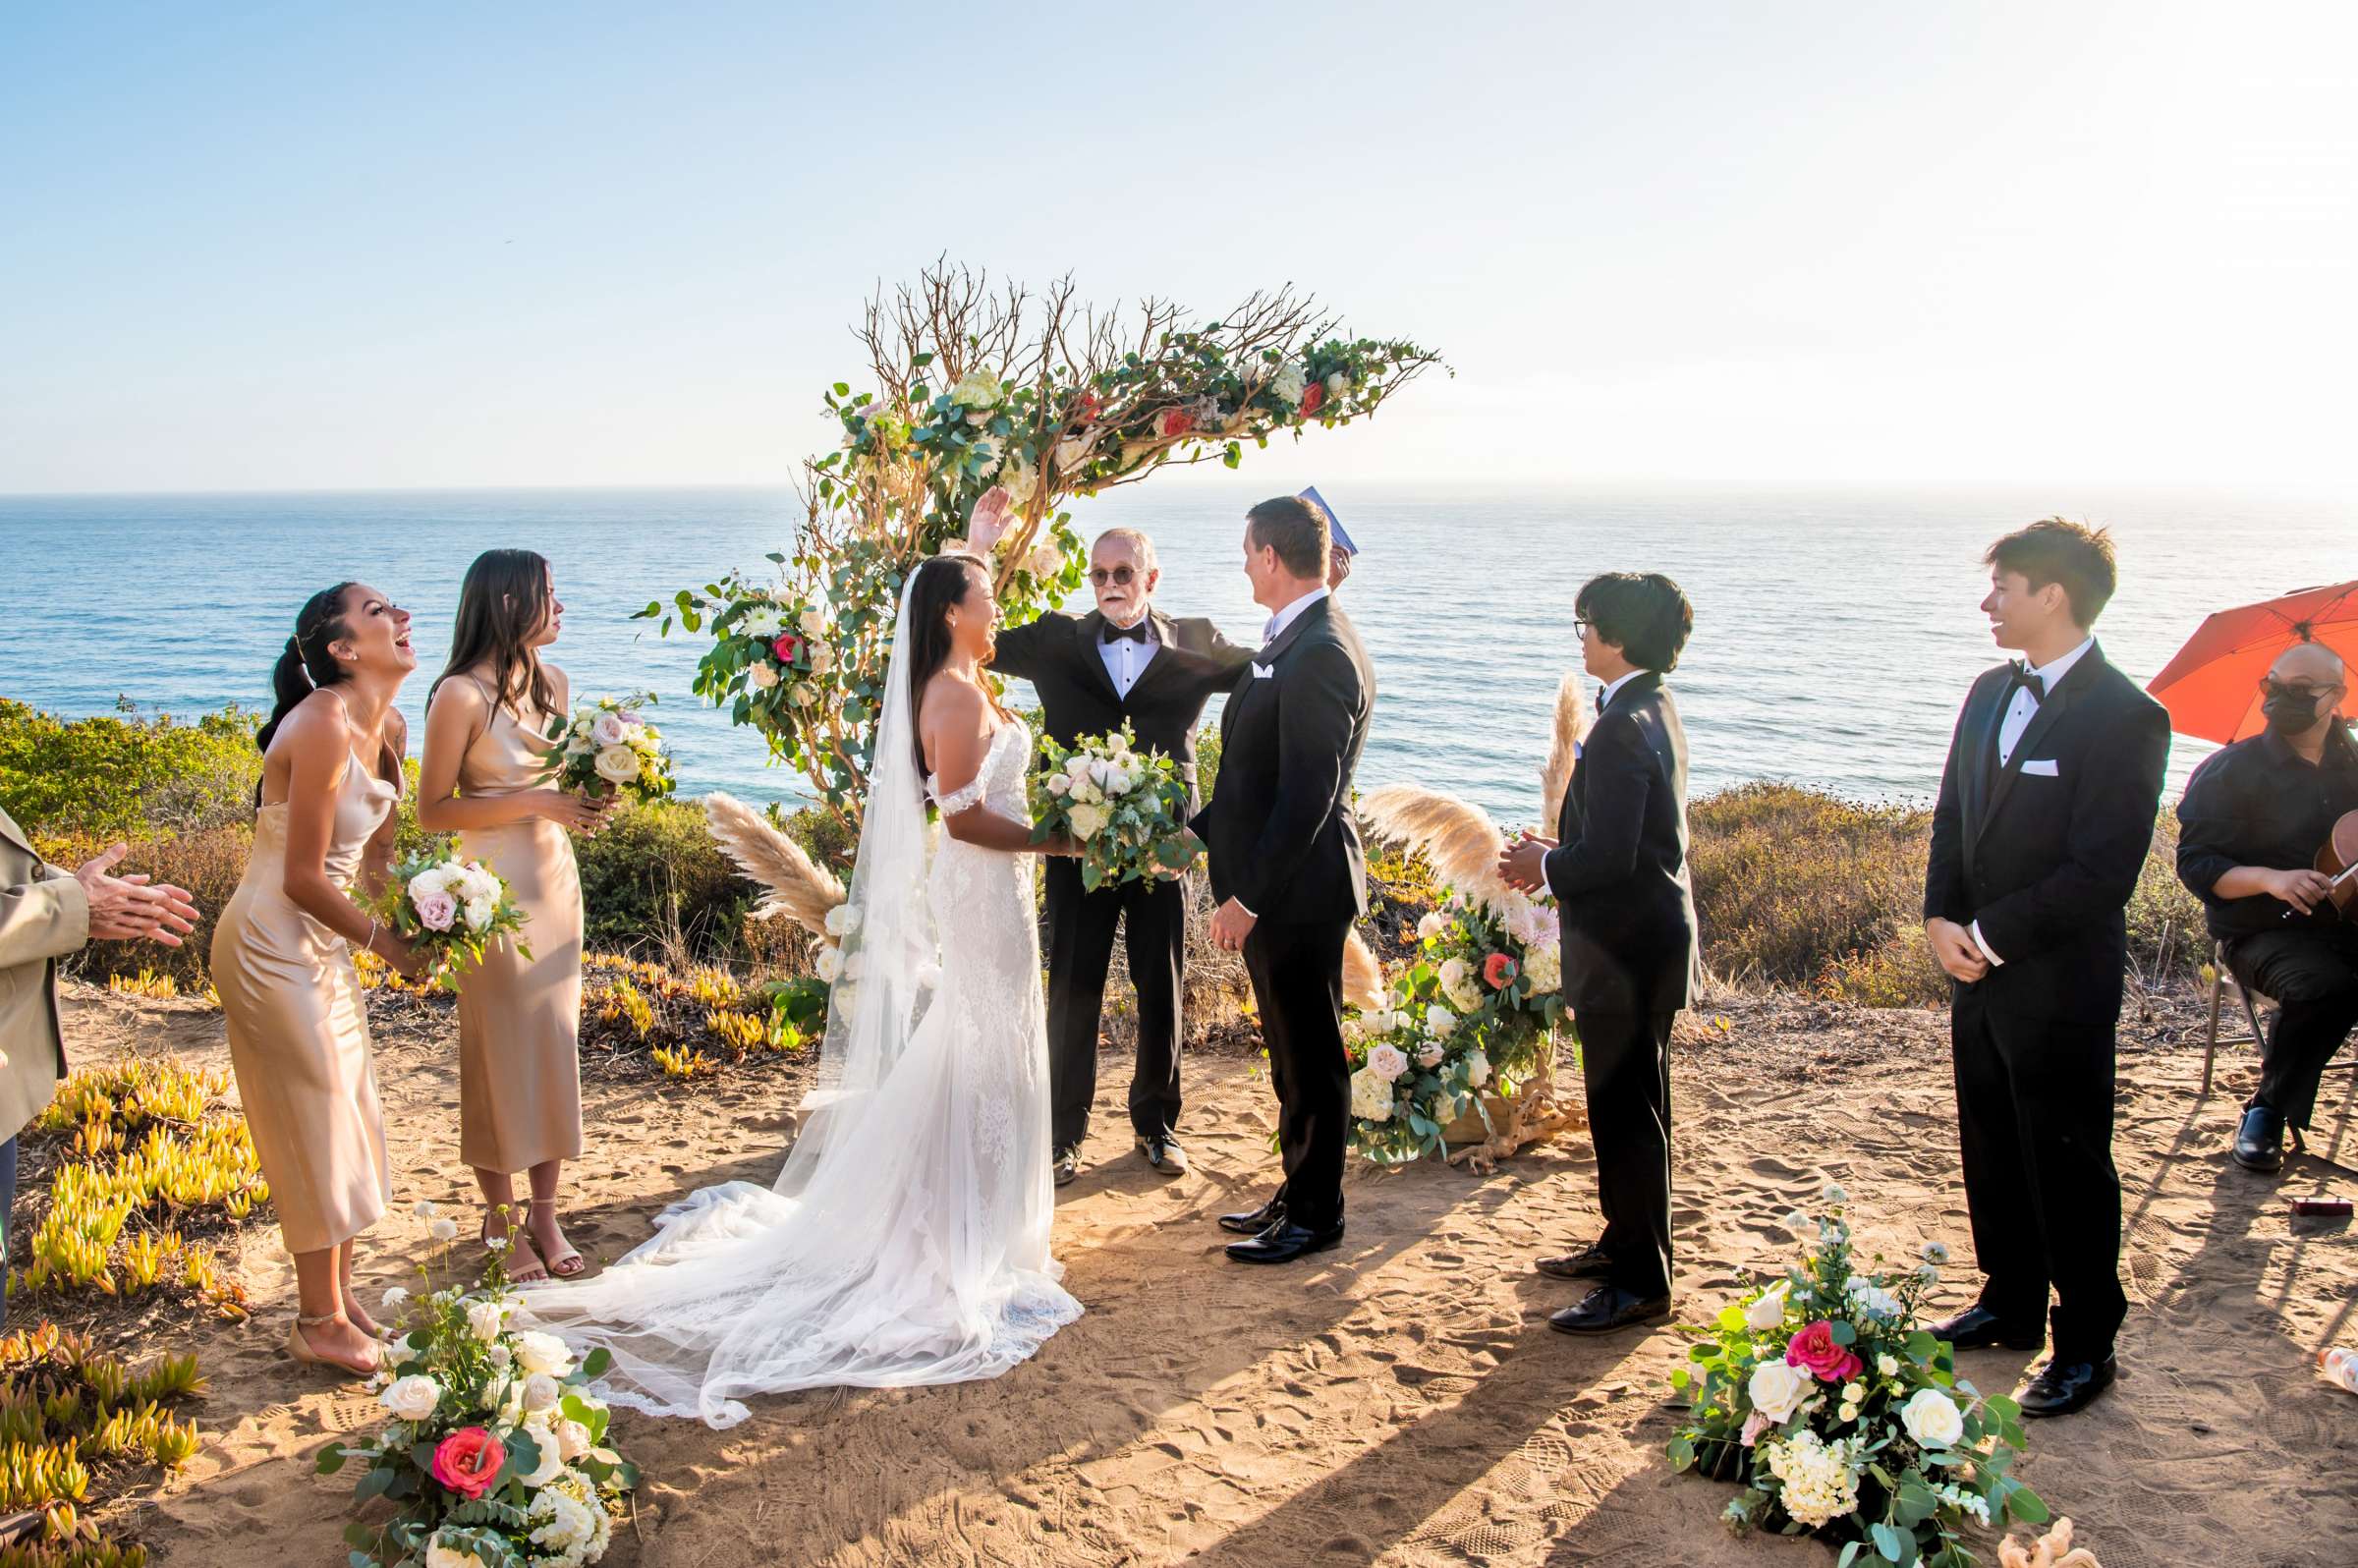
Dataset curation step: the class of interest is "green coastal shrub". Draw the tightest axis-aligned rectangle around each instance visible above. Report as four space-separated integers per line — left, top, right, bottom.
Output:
0 700 261 840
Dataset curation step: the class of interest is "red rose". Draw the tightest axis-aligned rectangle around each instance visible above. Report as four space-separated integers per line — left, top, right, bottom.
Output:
1074 390 1102 422
773 634 803 666
429 1427 505 1499
1299 381 1326 417
1483 952 1518 989
1784 1320 1863 1383
1157 406 1196 438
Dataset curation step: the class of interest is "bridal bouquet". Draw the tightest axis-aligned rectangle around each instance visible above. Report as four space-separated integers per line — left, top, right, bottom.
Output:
318 1206 638 1567
1665 1191 2047 1566
543 691 674 805
365 851 531 993
1027 724 1193 891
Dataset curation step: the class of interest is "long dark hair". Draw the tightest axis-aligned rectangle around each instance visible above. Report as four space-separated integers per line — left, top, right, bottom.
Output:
432 549 556 719
904 554 993 775
255 583 360 764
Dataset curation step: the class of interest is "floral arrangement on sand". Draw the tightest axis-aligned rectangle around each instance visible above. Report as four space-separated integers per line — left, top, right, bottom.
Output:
1665 1189 2049 1567
318 1204 639 1567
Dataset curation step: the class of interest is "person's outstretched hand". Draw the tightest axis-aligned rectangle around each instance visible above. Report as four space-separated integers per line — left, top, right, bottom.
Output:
966 486 1015 554
75 843 200 945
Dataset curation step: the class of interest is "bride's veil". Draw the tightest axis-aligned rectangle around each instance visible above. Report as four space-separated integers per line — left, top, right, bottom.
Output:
772 566 937 1199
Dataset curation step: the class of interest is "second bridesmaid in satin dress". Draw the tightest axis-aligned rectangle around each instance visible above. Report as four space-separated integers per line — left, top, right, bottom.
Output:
418 550 609 1283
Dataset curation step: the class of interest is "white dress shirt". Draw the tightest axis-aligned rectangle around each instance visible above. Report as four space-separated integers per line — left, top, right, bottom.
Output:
1597 669 1644 712
1098 615 1158 699
1261 586 1329 646
1972 635 2094 966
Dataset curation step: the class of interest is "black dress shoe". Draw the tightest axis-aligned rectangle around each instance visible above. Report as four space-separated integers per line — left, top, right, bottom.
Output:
1929 1305 2045 1352
2016 1354 2116 1418
1052 1147 1080 1187
1548 1285 1672 1335
1535 1245 1614 1281
1139 1135 1189 1176
2233 1105 2285 1172
1217 1199 1284 1236
1224 1220 1343 1263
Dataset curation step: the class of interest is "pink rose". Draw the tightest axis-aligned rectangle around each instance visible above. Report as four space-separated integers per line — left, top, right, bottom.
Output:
1156 406 1196 437
1483 952 1518 989
1740 1409 1768 1446
1785 1319 1863 1383
1299 380 1326 417
413 890 458 931
773 634 803 666
429 1427 504 1499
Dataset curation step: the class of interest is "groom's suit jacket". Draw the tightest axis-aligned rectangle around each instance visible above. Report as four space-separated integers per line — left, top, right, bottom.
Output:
1191 596 1375 926
990 608 1252 811
1544 672 1700 1016
1923 642 2171 1022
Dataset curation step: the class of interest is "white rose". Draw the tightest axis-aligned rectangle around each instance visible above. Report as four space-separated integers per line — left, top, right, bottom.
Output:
814 945 843 982
748 660 779 690
425 1540 487 1568
407 867 450 900
1045 773 1071 797
799 606 827 638
1348 1065 1393 1120
1438 957 1469 993
460 897 492 932
1367 1043 1410 1083
1747 1359 1807 1425
588 744 641 788
1877 1354 1899 1377
515 1419 566 1487
1426 1004 1457 1039
948 368 1001 409
1899 1387 1964 1449
513 1329 575 1377
553 1418 592 1461
788 681 817 708
1339 1018 1363 1044
1415 1041 1445 1068
823 902 862 937
1463 1047 1490 1088
1102 768 1134 797
1416 912 1445 941
380 1373 443 1423
590 711 630 747
1069 778 1101 805
1324 371 1346 400
522 1372 562 1413
1743 1279 1791 1333
1068 803 1109 841
465 1301 503 1342
428 1216 459 1243
809 644 835 674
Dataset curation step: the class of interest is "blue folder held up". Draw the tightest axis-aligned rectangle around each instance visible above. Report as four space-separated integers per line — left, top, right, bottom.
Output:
1297 486 1359 556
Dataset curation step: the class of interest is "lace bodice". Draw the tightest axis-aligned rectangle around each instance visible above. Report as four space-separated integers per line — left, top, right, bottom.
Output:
927 720 1031 822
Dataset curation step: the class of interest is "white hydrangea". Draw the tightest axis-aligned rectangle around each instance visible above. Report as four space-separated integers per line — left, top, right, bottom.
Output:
1761 1429 1861 1530
1521 945 1562 994
526 1473 608 1568
1348 1065 1394 1121
1268 361 1308 407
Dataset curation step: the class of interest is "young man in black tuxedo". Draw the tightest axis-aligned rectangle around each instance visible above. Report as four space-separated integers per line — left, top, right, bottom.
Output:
1195 494 1376 1264
1923 519 2171 1418
984 518 1253 1187
1500 572 1698 1335
2174 641 2358 1173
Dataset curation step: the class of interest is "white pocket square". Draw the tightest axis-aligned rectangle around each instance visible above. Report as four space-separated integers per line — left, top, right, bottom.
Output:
2021 758 2059 777
1252 662 1273 679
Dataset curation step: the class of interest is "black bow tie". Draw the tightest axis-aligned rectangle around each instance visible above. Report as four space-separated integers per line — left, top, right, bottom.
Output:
1102 619 1151 644
2007 664 2047 705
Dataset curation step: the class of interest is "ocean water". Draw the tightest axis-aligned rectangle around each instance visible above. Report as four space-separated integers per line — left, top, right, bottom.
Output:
1 485 2349 829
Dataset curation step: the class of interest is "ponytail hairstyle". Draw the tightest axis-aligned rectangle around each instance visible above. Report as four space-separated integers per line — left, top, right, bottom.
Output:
432 548 557 719
255 583 360 762
903 554 1002 775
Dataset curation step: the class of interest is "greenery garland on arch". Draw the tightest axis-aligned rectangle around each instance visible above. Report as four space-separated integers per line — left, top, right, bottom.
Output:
639 261 1445 824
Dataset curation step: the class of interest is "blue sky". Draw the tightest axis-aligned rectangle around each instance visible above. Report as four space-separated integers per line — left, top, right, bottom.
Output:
3 1 2352 492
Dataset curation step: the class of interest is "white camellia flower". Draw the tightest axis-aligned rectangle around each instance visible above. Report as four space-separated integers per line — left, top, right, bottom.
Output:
514 1330 576 1378
522 1372 562 1413
1743 1279 1791 1333
466 1300 503 1342
1348 1065 1394 1121
1416 912 1446 941
1899 1387 1965 1449
1367 1042 1410 1083
1426 1004 1458 1039
1415 1041 1446 1068
1747 1359 1808 1424
381 1373 443 1423
748 660 780 691
814 945 843 982
1068 803 1109 841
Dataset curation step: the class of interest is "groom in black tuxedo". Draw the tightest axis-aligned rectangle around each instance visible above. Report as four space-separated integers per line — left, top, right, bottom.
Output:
1923 519 2170 1418
1500 572 1699 1335
988 525 1253 1187
1195 494 1376 1264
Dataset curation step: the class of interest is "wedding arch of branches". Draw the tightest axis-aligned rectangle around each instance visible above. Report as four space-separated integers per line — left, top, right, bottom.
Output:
641 260 1445 824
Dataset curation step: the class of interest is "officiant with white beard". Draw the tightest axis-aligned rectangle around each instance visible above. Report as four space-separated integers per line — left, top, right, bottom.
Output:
973 490 1254 1187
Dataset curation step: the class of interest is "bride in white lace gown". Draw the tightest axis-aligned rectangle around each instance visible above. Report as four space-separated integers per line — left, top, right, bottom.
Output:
520 553 1084 1428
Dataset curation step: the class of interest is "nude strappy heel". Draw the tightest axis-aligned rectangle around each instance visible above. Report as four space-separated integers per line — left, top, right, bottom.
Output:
288 1312 381 1377
530 1198 586 1278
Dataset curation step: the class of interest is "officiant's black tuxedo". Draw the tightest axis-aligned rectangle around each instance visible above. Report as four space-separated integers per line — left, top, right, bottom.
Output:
991 608 1253 1151
1191 594 1376 1232
1924 642 2170 1363
1543 671 1698 1300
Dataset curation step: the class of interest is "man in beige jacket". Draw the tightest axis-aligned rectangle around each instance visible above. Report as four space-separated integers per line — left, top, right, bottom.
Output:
0 806 197 1318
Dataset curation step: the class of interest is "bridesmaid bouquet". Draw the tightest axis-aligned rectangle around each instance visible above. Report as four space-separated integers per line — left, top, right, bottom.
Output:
366 851 532 993
318 1206 639 1566
542 691 675 805
1027 723 1194 892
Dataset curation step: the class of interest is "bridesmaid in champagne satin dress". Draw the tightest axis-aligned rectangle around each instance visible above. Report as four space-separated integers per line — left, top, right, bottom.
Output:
419 550 608 1283
212 582 426 1378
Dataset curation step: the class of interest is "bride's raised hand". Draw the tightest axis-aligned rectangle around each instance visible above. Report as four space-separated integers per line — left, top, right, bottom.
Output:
965 486 1015 554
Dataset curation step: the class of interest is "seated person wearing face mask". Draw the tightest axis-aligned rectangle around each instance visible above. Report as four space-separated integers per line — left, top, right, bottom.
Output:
2175 641 2358 1172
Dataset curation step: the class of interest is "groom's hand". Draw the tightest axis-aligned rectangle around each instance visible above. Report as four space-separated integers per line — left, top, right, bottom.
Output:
1497 832 1553 893
1210 897 1257 951
1924 918 1989 983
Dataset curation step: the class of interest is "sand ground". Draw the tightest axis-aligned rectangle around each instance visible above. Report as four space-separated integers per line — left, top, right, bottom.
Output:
54 984 2358 1568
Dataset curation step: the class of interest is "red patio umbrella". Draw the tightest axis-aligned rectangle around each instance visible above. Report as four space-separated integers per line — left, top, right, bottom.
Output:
2147 580 2358 744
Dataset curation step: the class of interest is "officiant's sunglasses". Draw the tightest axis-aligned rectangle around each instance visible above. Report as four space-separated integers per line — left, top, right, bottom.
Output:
2260 676 2343 700
1089 566 1140 587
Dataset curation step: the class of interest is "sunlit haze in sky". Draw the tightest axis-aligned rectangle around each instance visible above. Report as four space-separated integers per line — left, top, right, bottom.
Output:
3 1 2353 494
